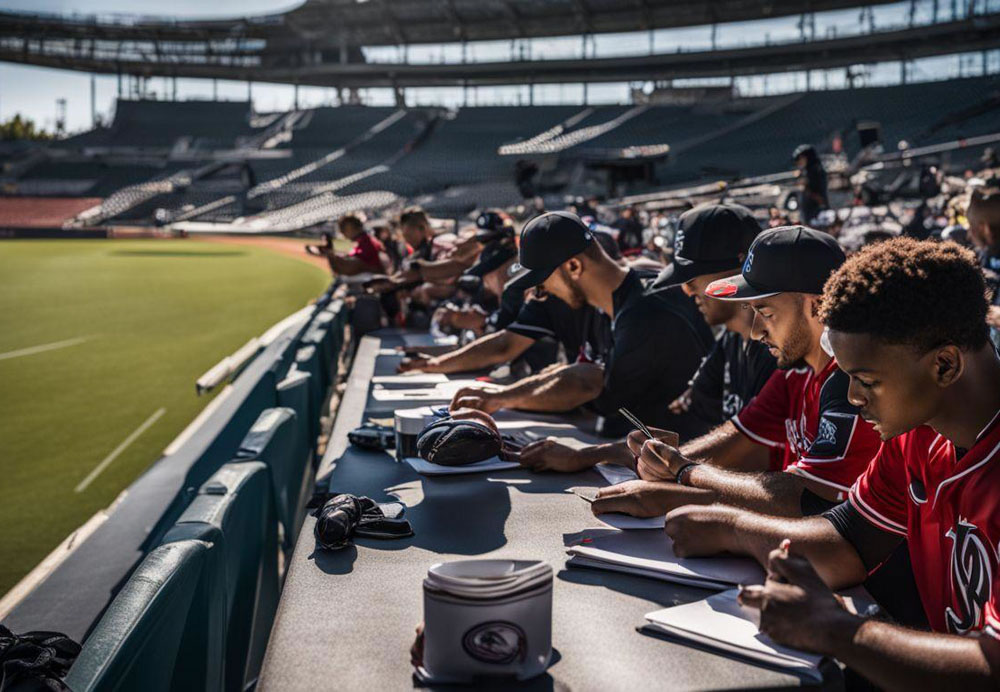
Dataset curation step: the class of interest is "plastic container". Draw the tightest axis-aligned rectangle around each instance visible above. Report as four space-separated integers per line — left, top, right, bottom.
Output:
394 406 444 461
420 559 553 683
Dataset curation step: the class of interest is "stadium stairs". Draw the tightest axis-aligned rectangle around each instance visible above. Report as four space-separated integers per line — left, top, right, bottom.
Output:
0 284 351 692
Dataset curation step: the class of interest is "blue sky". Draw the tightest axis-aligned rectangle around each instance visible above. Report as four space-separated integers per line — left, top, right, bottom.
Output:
0 0 993 133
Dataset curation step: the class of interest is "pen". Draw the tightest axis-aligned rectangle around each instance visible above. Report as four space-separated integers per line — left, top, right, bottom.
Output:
618 407 654 440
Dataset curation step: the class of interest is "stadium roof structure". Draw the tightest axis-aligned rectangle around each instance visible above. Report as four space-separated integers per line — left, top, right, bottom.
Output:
0 0 902 47
0 1 996 89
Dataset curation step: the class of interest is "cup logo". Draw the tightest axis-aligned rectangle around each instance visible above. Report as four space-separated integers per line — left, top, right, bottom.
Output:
462 621 526 665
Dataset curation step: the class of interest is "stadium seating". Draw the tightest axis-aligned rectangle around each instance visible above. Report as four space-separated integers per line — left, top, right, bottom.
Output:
63 539 226 692
104 100 257 150
160 462 278 692
234 408 311 555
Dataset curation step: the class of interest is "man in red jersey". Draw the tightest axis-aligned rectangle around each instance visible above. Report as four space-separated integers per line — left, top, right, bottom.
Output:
315 213 387 275
570 226 882 519
663 238 1000 689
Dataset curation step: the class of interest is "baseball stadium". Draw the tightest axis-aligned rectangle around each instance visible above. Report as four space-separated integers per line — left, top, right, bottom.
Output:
1 0 999 690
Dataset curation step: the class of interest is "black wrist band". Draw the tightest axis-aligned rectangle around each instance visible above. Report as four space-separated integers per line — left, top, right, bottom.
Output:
675 462 699 486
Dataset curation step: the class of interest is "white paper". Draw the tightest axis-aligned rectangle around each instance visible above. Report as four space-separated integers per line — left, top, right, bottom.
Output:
644 590 824 681
566 529 764 589
372 380 482 401
372 373 449 384
595 512 666 530
404 456 520 476
594 463 639 486
372 389 454 402
566 556 738 590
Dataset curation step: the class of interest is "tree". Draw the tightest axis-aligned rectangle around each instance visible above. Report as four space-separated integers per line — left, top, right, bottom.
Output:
0 114 55 141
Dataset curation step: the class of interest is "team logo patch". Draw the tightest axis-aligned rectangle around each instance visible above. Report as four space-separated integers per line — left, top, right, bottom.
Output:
945 519 994 635
806 412 854 457
462 621 527 665
815 418 838 447
743 248 755 274
706 280 738 297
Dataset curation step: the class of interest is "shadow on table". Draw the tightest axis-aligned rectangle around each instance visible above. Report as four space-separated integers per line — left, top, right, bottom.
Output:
309 544 359 575
415 648 563 691
402 475 511 555
556 567 700 609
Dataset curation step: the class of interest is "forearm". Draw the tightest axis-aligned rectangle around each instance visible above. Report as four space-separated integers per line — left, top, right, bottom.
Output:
576 441 637 469
420 258 471 281
680 421 773 472
429 332 530 374
498 363 604 413
827 619 995 692
727 514 867 589
684 465 806 517
328 254 370 275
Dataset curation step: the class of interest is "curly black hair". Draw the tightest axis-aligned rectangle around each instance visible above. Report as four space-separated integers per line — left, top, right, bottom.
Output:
820 237 989 351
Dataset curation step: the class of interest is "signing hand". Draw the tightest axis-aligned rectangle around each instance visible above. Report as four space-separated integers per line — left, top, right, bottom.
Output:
591 480 677 518
738 543 859 654
625 428 688 481
519 438 590 473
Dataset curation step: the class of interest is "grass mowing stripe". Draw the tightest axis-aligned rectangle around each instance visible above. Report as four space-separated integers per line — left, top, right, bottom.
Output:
74 408 167 493
0 336 91 361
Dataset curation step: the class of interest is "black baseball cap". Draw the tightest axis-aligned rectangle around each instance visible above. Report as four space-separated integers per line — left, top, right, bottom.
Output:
475 210 514 243
652 203 762 288
704 225 845 301
465 239 517 278
506 211 594 293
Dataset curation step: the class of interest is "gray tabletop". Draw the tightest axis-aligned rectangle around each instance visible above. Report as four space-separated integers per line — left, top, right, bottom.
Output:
258 331 838 691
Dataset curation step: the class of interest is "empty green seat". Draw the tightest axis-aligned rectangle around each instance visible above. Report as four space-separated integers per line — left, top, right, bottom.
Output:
234 408 310 553
64 540 225 692
160 462 278 692
300 323 333 385
278 367 317 461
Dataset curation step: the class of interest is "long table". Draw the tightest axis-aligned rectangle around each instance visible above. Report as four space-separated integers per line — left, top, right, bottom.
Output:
258 329 840 690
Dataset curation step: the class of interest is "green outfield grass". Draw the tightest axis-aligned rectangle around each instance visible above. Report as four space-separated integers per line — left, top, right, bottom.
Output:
0 239 330 597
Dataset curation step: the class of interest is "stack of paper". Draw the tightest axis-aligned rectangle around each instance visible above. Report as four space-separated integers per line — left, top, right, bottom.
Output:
643 590 824 682
566 529 764 590
404 456 520 476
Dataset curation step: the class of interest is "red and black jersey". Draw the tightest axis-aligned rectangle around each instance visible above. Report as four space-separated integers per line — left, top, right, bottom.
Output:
850 414 1000 638
732 358 881 499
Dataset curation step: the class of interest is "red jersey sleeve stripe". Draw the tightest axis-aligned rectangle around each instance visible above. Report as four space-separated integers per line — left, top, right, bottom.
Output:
731 413 785 448
784 466 851 493
848 487 908 536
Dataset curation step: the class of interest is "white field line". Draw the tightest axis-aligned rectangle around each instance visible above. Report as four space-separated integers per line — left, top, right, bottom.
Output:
0 336 91 361
75 408 167 493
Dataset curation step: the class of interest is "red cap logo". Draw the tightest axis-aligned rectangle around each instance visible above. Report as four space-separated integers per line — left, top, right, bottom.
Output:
706 279 738 298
